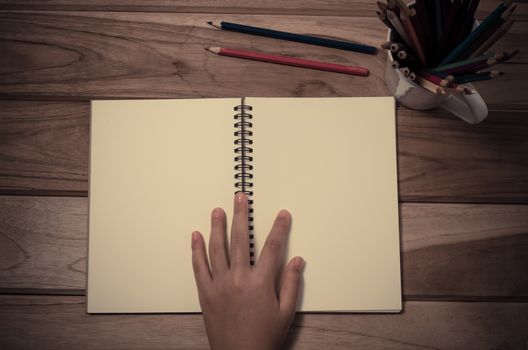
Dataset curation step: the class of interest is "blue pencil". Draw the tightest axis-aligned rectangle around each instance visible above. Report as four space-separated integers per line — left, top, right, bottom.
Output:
207 20 377 55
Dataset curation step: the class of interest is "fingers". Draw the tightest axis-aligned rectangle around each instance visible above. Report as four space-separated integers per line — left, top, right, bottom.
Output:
209 207 229 274
256 210 291 279
279 256 304 317
230 192 251 268
191 231 212 289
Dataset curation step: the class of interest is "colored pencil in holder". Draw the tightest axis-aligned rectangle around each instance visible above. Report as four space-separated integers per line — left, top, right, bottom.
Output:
387 0 400 15
414 74 446 94
446 0 471 53
460 0 481 39
399 67 411 76
434 0 443 41
381 41 393 50
377 0 516 93
394 0 413 15
436 50 518 75
452 70 504 84
386 10 413 47
409 8 429 60
415 0 434 56
390 41 411 53
433 52 495 72
416 69 452 87
460 5 516 60
397 50 419 65
378 12 405 45
469 6 516 56
437 0 462 62
439 0 511 65
377 0 389 13
439 57 498 75
400 11 427 66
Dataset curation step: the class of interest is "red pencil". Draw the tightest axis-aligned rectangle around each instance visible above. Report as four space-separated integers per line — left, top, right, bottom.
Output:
205 47 369 77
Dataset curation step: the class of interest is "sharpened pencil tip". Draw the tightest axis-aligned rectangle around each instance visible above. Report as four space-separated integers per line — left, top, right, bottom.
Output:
204 47 221 54
207 20 222 29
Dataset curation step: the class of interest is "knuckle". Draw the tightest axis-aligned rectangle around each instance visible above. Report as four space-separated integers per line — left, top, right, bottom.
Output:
209 241 224 255
192 262 202 276
265 237 283 252
252 274 267 289
230 235 246 246
230 275 246 292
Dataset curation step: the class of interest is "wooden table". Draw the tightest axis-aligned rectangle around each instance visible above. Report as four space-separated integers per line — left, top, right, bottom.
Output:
1 1 527 349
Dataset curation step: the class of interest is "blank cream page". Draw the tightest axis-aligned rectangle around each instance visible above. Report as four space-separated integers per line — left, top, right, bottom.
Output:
88 98 238 313
248 97 401 312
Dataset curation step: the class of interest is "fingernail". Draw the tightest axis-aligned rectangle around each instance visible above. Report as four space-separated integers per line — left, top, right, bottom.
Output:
278 209 290 219
192 231 200 243
294 257 305 271
212 207 222 218
236 192 245 204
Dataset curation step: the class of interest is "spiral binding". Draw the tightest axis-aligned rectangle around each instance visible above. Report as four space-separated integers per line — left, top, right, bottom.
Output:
234 97 255 264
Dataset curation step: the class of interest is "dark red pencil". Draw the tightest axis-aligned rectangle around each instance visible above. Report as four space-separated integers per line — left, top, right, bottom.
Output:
205 47 369 76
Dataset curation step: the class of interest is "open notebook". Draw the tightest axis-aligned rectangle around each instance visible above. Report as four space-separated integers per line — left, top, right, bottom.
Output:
87 97 401 313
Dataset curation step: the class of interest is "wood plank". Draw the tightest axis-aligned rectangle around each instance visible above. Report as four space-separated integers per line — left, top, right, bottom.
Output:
2 102 528 202
0 101 88 195
0 12 526 109
1 196 527 299
397 108 528 203
401 203 528 299
0 295 526 349
0 0 525 19
0 196 87 292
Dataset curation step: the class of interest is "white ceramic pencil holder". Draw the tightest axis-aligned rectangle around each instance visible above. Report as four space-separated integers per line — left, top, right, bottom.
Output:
384 30 488 124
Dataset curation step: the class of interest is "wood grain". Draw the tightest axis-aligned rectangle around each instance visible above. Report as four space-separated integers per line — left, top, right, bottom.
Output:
0 0 525 19
0 101 89 195
397 108 528 203
0 12 526 109
1 195 527 299
0 295 527 350
401 203 528 299
0 2 526 348
0 196 87 292
2 101 528 202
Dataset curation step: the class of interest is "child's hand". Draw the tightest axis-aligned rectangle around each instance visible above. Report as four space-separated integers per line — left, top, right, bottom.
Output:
191 192 304 350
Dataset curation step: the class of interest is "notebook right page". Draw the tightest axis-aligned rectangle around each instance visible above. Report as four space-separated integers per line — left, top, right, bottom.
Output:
248 97 401 312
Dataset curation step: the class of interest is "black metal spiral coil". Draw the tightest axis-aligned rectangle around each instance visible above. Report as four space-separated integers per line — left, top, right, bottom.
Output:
234 97 255 264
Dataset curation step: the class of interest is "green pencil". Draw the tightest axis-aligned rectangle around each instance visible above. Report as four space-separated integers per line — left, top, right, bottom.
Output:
453 70 504 84
433 52 495 72
439 0 511 65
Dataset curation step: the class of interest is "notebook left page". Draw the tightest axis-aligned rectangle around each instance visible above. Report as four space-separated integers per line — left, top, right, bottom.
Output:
88 98 238 313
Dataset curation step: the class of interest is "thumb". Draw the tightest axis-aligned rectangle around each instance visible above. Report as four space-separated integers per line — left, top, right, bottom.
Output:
279 256 304 318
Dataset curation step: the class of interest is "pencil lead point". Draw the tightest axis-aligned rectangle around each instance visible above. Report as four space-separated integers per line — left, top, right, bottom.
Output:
206 21 212 25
